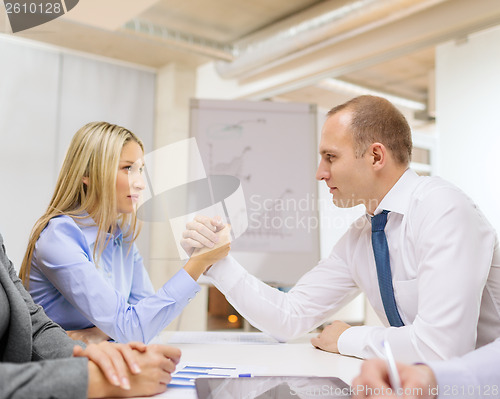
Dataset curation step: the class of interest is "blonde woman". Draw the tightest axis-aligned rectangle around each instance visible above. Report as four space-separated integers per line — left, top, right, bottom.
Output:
19 122 229 344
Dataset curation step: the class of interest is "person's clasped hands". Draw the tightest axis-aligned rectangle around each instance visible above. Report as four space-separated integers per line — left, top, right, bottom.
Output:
73 340 181 396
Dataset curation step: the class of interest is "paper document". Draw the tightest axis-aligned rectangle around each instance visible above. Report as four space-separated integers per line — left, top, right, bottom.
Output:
160 361 264 398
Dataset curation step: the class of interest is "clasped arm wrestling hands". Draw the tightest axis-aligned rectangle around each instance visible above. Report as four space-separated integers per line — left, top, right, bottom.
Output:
73 340 181 397
181 215 352 353
181 215 226 256
181 215 231 280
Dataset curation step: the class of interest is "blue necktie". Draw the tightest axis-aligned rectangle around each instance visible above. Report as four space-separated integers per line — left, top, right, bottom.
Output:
371 210 404 327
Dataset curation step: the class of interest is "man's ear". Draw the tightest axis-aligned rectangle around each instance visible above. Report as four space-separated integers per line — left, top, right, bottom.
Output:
82 176 89 186
370 142 387 170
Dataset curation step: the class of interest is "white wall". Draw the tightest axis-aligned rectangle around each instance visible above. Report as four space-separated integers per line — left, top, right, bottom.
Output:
0 37 60 268
436 25 500 233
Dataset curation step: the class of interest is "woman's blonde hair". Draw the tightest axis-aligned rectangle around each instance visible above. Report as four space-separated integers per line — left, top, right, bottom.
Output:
20 121 144 286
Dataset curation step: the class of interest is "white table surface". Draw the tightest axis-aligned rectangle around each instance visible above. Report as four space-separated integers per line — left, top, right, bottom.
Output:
132 331 363 399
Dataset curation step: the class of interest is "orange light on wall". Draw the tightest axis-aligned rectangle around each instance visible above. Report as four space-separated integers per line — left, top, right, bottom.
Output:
227 314 238 324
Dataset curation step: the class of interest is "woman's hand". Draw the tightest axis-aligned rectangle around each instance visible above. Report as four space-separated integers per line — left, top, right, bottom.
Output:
67 326 110 344
181 215 231 280
184 242 231 280
181 215 225 256
73 340 147 390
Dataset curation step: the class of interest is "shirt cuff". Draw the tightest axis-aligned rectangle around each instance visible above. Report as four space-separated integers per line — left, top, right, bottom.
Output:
160 268 200 306
204 255 247 292
337 325 375 358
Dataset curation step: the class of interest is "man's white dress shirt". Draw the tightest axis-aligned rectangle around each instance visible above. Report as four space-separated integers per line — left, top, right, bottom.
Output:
206 169 500 362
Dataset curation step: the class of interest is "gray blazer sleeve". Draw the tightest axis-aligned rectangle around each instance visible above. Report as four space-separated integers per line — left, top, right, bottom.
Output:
5 250 81 360
0 358 88 399
0 234 89 399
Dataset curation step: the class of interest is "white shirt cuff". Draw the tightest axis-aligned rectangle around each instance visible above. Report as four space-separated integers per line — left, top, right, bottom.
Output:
337 325 376 359
204 255 246 292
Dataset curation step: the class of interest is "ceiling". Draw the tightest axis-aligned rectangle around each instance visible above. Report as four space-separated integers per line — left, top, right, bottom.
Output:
1 0 500 116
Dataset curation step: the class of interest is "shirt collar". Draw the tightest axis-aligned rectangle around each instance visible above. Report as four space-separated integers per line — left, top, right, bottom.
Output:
75 212 123 247
373 168 420 217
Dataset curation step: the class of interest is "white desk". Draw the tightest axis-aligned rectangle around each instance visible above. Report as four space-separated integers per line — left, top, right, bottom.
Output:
140 331 363 398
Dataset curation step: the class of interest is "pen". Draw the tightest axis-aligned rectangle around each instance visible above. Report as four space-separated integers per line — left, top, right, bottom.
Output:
383 339 402 396
174 371 231 376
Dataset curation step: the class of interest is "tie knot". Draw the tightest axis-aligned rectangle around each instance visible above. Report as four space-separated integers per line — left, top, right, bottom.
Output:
371 210 390 232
